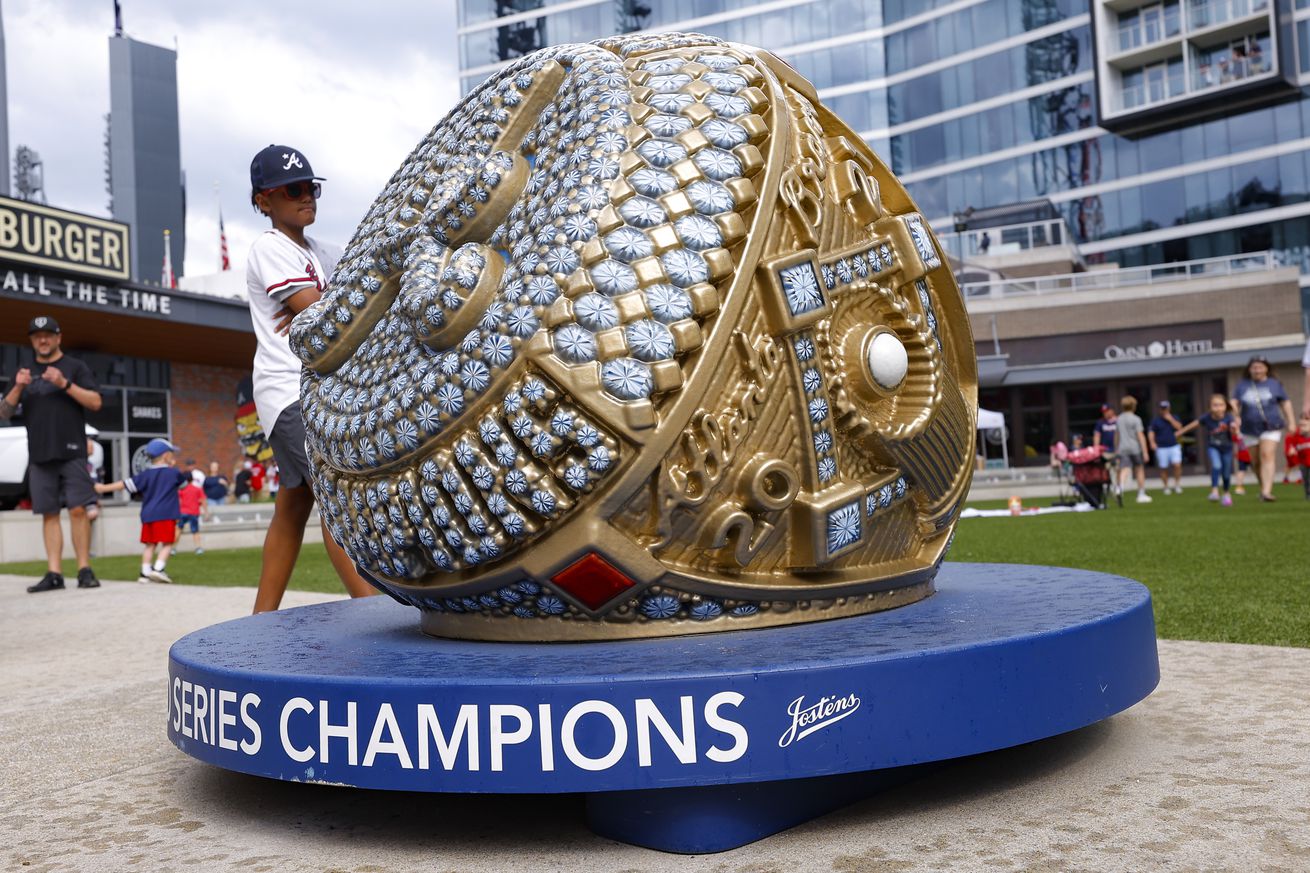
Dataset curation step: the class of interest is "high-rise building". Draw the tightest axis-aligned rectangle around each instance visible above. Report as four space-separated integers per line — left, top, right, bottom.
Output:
455 1 1310 284
108 32 185 283
454 0 1308 466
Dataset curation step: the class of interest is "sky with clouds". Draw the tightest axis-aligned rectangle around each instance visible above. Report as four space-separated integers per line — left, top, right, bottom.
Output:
4 0 462 279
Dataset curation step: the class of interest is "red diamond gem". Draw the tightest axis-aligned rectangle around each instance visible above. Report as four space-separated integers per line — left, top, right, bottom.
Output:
551 553 636 611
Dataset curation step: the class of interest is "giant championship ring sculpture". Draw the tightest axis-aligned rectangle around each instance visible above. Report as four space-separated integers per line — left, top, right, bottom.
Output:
290 33 977 640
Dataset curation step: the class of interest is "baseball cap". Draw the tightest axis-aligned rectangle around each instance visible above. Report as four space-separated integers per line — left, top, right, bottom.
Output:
144 438 180 458
1158 400 1170 408
1100 403 1113 412
28 315 60 335
249 144 325 191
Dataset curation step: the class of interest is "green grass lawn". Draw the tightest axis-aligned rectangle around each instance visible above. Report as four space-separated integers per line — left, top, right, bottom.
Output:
3 482 1306 647
2 545 344 593
951 483 1310 648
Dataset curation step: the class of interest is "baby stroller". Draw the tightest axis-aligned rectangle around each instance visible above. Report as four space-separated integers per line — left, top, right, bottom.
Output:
1052 442 1121 509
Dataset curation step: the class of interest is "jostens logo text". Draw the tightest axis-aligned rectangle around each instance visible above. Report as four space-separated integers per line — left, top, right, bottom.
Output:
778 692 861 747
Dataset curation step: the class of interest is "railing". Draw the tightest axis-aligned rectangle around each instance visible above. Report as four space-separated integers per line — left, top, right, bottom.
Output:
1191 52 1272 90
1115 10 1182 54
1187 0 1269 32
937 218 1074 260
1117 74 1187 112
961 251 1276 300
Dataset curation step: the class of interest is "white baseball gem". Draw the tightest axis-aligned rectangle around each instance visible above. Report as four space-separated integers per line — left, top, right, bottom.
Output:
866 331 908 391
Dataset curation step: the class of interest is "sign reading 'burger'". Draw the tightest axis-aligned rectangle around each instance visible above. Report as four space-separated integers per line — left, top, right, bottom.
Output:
0 195 131 281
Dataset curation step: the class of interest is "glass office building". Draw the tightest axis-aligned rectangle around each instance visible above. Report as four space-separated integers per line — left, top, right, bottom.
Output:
455 0 1309 465
457 0 1310 299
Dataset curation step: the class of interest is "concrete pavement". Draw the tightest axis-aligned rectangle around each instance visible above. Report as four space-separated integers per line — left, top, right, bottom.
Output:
2 574 1307 872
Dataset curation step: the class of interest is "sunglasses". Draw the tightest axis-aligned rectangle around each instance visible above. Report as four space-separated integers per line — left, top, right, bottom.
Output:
270 181 321 200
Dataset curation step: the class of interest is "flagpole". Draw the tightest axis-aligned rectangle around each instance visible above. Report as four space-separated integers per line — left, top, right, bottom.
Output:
162 228 176 288
215 180 230 272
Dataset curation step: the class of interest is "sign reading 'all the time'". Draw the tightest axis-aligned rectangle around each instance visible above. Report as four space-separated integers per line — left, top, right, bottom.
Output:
0 195 131 281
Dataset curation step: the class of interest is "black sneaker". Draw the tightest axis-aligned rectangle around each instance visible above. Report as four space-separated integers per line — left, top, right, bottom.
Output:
27 572 65 593
77 567 100 589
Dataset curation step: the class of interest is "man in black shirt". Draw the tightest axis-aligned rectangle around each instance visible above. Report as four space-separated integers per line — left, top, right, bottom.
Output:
0 316 104 592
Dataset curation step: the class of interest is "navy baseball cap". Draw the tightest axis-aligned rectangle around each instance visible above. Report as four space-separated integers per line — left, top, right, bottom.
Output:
28 315 60 334
250 144 324 191
144 438 179 458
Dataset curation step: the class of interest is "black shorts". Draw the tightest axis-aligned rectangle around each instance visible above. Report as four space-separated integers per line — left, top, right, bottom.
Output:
268 403 311 490
30 457 97 515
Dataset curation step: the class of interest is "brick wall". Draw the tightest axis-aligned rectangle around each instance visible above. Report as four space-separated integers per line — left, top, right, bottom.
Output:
171 361 251 476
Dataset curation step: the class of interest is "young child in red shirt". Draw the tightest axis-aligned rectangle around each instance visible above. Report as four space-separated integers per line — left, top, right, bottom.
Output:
249 460 266 499
1284 430 1304 485
177 479 206 554
1234 439 1251 495
1290 416 1310 500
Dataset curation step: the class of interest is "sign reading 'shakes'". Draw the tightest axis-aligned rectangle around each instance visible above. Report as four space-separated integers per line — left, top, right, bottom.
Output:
0 195 130 281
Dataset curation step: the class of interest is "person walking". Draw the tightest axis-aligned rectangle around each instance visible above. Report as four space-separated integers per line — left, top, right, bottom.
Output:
1176 394 1237 506
0 316 103 592
1115 395 1152 503
1231 355 1296 502
1148 400 1184 494
246 143 375 612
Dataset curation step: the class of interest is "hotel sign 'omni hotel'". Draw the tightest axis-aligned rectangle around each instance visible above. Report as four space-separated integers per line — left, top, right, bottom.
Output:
0 196 258 499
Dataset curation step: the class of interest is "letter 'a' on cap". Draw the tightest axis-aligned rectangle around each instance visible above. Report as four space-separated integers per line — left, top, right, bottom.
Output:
28 315 61 335
144 438 180 458
250 144 326 191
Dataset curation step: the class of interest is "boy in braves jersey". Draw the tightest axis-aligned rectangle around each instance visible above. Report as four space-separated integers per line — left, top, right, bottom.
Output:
246 143 375 612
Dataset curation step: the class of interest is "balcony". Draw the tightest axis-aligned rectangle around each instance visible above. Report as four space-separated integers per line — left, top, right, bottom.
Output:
1190 45 1273 92
1186 0 1269 34
1110 4 1183 63
937 218 1077 262
960 251 1275 302
1116 70 1188 112
1093 0 1292 135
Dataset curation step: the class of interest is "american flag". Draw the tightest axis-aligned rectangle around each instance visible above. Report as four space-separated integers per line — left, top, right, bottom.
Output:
161 228 176 288
219 210 230 271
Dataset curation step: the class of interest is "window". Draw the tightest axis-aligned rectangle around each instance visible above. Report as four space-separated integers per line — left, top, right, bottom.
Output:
1020 386 1054 463
1065 386 1108 446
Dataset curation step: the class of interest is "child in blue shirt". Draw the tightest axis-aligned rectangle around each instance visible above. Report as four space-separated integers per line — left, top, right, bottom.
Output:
95 438 188 582
1177 394 1238 506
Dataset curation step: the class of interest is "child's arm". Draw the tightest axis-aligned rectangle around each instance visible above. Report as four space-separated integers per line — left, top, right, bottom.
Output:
1175 419 1199 437
95 480 126 495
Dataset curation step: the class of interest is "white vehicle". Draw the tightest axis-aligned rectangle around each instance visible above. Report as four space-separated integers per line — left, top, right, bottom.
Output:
0 424 100 509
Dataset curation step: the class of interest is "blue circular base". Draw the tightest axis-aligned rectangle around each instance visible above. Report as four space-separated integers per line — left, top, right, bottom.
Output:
168 563 1158 800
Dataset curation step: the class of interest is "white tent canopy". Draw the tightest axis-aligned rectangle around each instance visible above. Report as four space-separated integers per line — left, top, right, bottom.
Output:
976 407 1009 468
